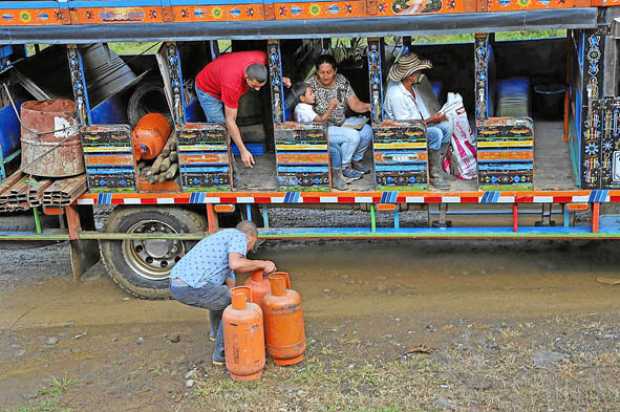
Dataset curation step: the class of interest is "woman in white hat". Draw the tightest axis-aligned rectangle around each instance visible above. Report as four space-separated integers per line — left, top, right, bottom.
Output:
383 53 450 190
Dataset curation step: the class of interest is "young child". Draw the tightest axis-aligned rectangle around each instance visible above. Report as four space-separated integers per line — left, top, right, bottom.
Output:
292 83 337 124
289 83 363 189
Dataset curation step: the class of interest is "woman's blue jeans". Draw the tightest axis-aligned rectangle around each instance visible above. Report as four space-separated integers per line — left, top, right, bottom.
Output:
327 124 373 168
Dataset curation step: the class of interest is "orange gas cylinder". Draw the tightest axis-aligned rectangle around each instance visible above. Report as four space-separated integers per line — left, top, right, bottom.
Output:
222 286 265 381
131 113 171 161
244 270 271 310
263 273 306 366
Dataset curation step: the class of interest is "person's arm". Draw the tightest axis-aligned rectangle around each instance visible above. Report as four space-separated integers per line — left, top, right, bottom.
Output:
425 112 447 125
224 105 255 168
347 94 371 114
229 252 276 274
313 99 338 124
224 277 236 289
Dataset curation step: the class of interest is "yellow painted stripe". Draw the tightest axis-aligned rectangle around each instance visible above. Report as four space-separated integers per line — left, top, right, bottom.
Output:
178 145 228 151
277 144 328 150
375 142 426 150
478 140 533 148
83 146 131 153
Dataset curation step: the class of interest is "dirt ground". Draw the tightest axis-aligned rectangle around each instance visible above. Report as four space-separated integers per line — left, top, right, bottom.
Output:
1 239 620 412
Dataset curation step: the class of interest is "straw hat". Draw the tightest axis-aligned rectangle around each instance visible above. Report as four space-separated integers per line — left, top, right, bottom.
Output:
388 53 432 82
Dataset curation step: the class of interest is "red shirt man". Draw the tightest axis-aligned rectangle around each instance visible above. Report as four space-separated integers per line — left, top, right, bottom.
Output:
195 51 269 168
196 51 267 110
195 51 290 168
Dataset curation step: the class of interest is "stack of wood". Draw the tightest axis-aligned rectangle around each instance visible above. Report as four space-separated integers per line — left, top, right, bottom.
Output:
0 171 29 212
42 175 87 207
0 170 87 213
137 134 179 184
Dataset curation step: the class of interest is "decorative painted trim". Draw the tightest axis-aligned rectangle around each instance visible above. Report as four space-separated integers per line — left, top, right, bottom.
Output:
367 38 384 126
487 0 576 12
474 33 490 121
267 40 285 124
67 45 91 126
76 189 617 205
581 30 604 188
159 42 186 127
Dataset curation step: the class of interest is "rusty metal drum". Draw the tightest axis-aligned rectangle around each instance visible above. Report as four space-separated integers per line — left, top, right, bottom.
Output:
20 99 84 177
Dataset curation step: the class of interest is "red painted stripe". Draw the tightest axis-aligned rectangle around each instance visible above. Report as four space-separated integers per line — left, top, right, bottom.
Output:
338 196 356 203
610 195 620 202
141 198 158 205
303 196 321 203
515 195 534 203
174 198 190 204
111 198 125 205
553 196 573 203
219 197 237 203
254 197 272 204
425 196 442 204
461 196 479 203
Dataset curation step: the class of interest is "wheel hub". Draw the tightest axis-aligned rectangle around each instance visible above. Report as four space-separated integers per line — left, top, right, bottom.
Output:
143 239 174 259
122 220 186 281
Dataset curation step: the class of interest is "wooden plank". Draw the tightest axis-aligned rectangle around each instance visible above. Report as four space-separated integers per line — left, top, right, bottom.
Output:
65 205 81 240
0 170 24 197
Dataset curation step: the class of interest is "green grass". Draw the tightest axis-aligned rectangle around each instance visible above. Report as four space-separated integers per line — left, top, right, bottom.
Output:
36 376 77 398
4 375 76 412
108 42 160 56
495 29 567 41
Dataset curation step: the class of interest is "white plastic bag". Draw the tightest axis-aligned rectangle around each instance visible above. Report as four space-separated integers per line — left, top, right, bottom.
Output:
440 93 477 180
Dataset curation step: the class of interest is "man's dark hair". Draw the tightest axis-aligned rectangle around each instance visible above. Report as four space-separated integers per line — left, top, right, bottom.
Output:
315 54 338 71
246 64 268 83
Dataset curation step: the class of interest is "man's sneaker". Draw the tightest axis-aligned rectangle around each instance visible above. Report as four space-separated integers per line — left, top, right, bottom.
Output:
209 334 215 342
212 352 225 366
342 167 363 180
351 160 371 174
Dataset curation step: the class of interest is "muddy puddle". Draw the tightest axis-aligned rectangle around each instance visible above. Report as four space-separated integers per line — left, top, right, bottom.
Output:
1 239 619 411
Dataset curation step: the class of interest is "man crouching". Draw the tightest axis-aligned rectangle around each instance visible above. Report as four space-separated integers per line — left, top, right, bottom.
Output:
169 221 276 365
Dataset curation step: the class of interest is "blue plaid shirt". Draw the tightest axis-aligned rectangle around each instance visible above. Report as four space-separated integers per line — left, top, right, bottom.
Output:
170 229 247 288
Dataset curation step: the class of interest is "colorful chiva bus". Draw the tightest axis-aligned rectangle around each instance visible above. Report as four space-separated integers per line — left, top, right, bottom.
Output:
1 0 620 298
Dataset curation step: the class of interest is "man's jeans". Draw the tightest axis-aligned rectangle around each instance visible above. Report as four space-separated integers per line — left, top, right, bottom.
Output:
170 278 230 361
426 121 451 151
195 82 225 124
327 124 373 167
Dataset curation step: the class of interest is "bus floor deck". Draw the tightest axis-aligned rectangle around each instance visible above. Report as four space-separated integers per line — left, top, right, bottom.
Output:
233 121 575 192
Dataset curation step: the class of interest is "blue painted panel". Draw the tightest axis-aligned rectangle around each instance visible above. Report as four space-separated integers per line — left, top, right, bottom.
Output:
232 143 265 156
258 225 598 236
0 45 13 60
185 97 205 123
600 215 620 232
375 164 426 172
278 166 329 173
91 94 126 125
180 166 228 172
478 163 533 171
86 167 135 174
0 102 21 158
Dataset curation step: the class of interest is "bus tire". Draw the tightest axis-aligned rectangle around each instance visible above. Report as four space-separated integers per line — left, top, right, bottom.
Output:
99 206 206 299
